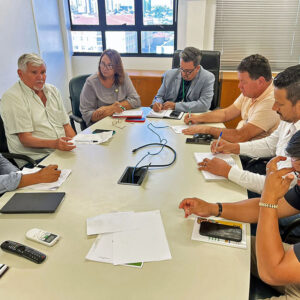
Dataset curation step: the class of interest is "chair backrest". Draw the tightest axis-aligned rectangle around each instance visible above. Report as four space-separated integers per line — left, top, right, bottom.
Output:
69 74 91 119
0 114 9 153
172 50 221 110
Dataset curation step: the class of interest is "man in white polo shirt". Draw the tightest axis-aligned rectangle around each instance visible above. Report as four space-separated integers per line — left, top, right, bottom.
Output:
0 53 76 167
183 54 280 142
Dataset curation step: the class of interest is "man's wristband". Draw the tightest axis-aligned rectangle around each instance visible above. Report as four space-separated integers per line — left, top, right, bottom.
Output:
259 202 278 209
216 202 222 217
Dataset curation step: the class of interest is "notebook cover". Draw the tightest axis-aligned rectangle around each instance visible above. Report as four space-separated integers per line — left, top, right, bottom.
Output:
0 192 65 214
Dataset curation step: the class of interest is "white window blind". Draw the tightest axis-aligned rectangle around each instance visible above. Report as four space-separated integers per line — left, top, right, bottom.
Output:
214 0 300 71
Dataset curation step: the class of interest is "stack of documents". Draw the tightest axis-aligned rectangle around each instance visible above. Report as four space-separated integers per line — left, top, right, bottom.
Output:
112 110 143 118
72 131 113 145
21 167 71 190
86 210 172 266
194 152 236 181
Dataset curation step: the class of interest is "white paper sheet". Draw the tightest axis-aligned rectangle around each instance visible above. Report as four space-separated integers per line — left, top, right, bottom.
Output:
86 211 136 235
86 234 144 268
171 125 189 134
112 110 143 118
86 234 114 263
112 210 172 265
72 132 113 145
21 168 71 190
194 152 236 181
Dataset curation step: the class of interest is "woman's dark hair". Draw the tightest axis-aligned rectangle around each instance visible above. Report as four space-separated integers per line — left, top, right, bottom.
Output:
98 49 125 86
286 130 300 158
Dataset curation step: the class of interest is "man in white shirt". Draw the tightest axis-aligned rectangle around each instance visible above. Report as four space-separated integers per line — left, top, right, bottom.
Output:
197 64 300 196
1 53 76 167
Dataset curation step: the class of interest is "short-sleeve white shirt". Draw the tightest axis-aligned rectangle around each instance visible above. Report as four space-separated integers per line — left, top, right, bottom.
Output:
0 80 69 166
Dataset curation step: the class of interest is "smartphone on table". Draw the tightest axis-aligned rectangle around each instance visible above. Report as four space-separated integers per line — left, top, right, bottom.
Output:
199 220 242 242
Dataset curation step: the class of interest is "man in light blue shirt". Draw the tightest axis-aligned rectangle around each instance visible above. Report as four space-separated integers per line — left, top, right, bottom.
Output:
0 154 60 194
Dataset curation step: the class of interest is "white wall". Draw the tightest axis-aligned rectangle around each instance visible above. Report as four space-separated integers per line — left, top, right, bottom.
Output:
32 0 70 110
0 0 39 97
0 0 70 111
70 0 216 76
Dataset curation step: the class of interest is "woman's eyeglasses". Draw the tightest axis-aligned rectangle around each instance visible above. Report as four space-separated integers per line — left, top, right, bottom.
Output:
100 62 114 70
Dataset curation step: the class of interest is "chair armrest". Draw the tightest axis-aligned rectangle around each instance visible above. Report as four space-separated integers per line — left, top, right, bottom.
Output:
1 152 36 168
69 114 84 124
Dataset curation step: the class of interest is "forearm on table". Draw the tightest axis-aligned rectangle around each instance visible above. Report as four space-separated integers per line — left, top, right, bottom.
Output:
196 109 227 123
220 198 261 223
18 173 42 188
207 127 249 142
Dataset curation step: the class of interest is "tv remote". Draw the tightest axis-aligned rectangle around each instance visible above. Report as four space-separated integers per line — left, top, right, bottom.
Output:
186 138 211 145
1 240 46 264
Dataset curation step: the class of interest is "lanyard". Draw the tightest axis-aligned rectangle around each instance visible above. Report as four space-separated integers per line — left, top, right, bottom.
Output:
182 80 185 102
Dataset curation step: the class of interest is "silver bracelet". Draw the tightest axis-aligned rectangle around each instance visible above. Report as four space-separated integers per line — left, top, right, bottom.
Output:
259 202 278 209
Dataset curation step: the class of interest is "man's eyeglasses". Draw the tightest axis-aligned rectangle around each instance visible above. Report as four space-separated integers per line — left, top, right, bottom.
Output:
179 67 196 75
100 61 114 70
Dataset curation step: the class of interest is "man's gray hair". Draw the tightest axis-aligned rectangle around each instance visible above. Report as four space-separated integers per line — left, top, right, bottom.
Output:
180 47 202 67
18 53 45 72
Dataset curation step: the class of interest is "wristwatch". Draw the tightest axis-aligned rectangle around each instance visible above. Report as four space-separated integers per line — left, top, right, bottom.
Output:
216 202 222 217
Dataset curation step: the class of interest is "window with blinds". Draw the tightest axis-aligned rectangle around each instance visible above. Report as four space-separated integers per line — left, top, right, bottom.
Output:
214 0 300 71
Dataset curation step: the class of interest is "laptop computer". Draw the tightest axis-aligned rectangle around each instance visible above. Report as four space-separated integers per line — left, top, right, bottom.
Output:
0 192 65 214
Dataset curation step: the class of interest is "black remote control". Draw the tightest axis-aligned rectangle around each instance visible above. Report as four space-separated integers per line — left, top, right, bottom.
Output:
186 138 211 145
1 240 46 264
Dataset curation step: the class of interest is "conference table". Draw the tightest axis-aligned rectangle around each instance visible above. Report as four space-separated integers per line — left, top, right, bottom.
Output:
0 109 250 300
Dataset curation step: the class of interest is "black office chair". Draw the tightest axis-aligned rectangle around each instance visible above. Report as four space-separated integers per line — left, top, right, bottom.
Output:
69 74 90 133
172 50 221 110
0 114 36 168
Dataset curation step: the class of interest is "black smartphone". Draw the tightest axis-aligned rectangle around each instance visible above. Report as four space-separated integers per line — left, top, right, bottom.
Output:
193 133 213 141
92 129 115 135
199 221 242 242
169 110 181 117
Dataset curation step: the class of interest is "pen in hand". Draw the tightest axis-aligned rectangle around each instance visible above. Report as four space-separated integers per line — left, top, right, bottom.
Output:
188 110 191 126
214 131 223 153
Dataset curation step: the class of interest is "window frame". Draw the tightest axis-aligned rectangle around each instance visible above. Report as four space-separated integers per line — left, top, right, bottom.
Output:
68 0 178 57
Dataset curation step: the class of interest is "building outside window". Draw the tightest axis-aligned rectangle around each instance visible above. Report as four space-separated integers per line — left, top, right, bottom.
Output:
68 0 178 56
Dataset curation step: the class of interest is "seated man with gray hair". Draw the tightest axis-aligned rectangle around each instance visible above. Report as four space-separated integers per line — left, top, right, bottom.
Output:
152 46 215 113
0 53 76 167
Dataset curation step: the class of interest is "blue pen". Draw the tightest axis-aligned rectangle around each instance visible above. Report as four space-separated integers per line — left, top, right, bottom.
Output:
215 131 223 151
